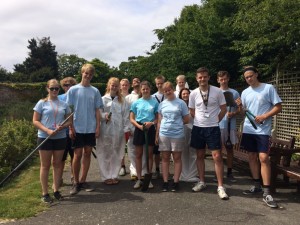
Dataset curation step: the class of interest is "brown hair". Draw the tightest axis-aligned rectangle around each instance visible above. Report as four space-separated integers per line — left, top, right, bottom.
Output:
60 76 77 87
139 81 152 98
196 67 209 75
162 81 174 90
217 71 230 79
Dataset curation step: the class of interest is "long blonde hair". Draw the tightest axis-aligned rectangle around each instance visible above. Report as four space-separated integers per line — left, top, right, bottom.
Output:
43 79 60 101
105 77 123 104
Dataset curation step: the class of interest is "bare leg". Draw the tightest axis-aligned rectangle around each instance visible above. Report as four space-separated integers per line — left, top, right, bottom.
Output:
259 152 271 185
172 152 182 182
79 146 92 183
162 152 171 182
212 150 224 187
248 152 260 179
52 150 64 192
196 150 206 182
39 150 52 195
72 148 83 184
135 145 143 179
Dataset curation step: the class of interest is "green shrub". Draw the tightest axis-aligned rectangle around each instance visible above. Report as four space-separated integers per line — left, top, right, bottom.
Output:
0 119 36 180
0 101 35 123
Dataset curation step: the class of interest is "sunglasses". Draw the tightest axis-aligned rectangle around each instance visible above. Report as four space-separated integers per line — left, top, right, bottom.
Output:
49 87 60 91
63 84 72 87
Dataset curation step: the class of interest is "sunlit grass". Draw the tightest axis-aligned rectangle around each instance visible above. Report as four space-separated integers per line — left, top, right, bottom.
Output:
0 158 50 219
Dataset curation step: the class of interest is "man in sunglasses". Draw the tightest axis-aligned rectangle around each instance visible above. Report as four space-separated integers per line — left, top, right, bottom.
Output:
236 66 282 208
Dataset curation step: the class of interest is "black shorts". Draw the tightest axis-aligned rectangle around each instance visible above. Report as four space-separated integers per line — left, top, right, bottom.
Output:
133 125 156 146
62 136 74 161
240 133 271 153
72 133 96 149
37 138 67 151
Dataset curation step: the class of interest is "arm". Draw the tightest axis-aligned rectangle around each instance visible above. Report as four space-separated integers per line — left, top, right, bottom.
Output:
95 108 101 138
33 111 55 136
183 114 190 124
189 108 195 118
130 111 143 131
255 103 282 124
155 113 162 145
218 104 227 122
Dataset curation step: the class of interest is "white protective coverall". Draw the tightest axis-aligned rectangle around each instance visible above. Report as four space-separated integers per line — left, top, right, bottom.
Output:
179 117 199 182
96 95 130 181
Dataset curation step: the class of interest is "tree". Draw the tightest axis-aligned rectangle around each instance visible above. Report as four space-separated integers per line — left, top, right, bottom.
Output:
14 37 59 82
0 66 10 82
57 54 87 79
232 0 300 74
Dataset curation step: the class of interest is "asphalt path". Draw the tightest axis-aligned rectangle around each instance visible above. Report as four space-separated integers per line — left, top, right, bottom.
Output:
5 155 300 225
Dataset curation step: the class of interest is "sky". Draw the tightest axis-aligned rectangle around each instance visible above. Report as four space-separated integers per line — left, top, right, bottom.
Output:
0 0 200 72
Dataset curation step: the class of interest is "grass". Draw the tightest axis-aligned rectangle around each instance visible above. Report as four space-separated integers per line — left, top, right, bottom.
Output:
0 158 50 220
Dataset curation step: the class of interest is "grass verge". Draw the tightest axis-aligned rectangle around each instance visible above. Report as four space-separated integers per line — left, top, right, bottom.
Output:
0 158 50 220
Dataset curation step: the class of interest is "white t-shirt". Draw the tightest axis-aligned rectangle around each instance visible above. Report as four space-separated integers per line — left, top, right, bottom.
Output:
189 85 226 127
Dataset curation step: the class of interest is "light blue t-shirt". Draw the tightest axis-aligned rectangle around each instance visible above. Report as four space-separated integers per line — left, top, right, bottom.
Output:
66 84 103 133
158 98 189 138
58 93 67 102
219 88 240 130
241 83 282 135
130 97 159 123
33 99 71 139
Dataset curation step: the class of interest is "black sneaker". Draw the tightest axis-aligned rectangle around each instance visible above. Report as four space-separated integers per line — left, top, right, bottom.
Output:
162 182 169 192
263 195 278 208
80 182 95 192
53 191 64 201
41 194 53 203
70 183 81 195
227 174 237 183
243 186 263 195
171 182 179 192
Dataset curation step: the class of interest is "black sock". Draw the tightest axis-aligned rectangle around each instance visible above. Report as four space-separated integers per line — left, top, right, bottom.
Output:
253 179 261 189
227 168 232 176
263 185 270 196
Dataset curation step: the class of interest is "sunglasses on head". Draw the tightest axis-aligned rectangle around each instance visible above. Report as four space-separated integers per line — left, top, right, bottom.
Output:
49 87 59 91
63 84 72 87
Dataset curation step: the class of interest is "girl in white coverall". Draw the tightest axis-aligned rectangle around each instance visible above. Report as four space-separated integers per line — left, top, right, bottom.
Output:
96 77 130 185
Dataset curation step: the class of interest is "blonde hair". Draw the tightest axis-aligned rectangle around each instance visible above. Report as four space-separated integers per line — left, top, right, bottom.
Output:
105 77 123 104
81 63 95 75
120 78 130 84
60 76 77 87
176 75 186 82
43 79 60 101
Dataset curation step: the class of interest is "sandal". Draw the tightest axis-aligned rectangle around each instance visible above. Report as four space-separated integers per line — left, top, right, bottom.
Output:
112 179 119 184
104 179 113 185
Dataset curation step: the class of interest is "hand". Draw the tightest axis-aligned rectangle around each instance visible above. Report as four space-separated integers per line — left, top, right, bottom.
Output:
155 136 159 145
95 127 100 138
69 127 76 140
235 97 242 108
143 122 153 130
254 114 267 124
227 111 235 119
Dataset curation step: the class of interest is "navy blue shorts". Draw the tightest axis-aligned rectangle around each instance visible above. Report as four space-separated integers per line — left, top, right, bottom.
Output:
72 133 96 149
37 138 67 151
190 126 221 150
240 133 271 153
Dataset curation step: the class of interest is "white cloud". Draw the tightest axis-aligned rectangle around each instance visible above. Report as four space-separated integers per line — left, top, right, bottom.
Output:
0 0 200 71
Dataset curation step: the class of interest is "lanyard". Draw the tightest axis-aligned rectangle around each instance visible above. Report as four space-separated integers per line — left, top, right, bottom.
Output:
49 100 59 127
155 94 164 103
199 85 210 110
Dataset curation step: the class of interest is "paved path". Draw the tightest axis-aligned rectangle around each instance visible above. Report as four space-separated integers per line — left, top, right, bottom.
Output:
6 155 300 225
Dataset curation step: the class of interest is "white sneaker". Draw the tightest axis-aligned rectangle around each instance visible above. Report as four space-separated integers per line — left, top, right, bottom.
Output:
148 181 154 189
218 187 229 200
119 167 126 176
133 180 142 189
192 182 206 192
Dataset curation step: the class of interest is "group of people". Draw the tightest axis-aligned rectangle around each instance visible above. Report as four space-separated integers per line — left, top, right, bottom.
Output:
33 64 282 209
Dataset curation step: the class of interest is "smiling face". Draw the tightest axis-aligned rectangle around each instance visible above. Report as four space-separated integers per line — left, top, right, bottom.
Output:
196 72 210 88
109 81 119 95
181 89 190 102
217 74 229 89
141 84 151 98
120 79 129 94
47 79 60 99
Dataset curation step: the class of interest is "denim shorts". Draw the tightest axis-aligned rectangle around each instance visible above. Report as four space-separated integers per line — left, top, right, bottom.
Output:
240 133 271 153
190 126 221 150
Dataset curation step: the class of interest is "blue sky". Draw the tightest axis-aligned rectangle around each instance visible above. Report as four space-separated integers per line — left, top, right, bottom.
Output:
0 0 200 72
